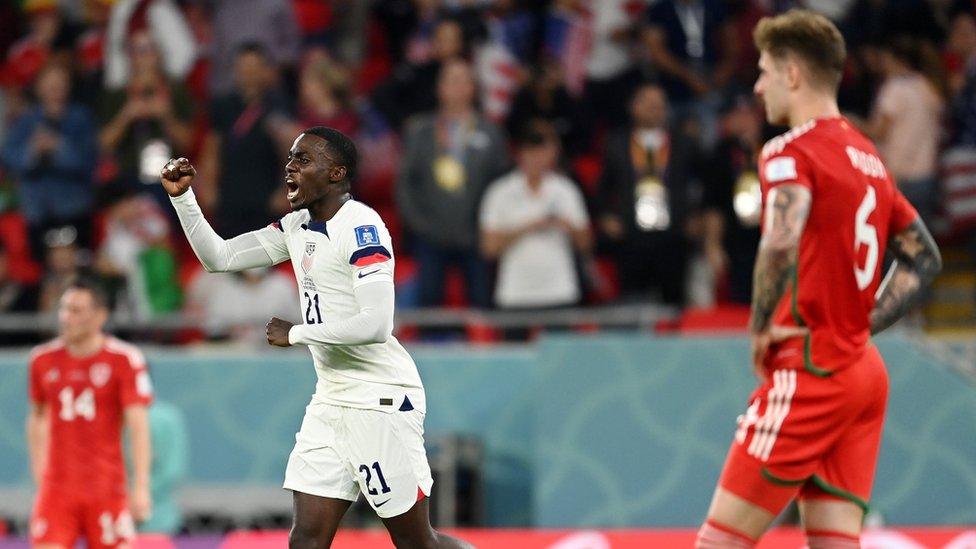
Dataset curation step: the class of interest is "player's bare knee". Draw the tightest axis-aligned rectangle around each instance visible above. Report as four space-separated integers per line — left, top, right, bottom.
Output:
288 524 323 549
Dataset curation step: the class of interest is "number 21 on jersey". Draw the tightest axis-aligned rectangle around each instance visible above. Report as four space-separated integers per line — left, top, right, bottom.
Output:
854 185 879 291
304 292 323 324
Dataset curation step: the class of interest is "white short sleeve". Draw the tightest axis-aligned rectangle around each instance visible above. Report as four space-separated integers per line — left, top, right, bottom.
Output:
557 178 590 229
341 210 395 289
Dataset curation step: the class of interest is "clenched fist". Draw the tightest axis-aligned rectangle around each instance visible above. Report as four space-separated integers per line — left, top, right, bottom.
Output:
266 317 294 347
160 157 196 197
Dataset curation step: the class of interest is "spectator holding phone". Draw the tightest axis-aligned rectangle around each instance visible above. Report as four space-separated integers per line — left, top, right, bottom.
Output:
480 120 591 309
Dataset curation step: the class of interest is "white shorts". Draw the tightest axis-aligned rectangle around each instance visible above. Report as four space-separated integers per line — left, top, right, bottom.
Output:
283 401 434 518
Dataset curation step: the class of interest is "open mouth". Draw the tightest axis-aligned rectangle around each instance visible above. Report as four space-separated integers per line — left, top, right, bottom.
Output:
285 178 299 201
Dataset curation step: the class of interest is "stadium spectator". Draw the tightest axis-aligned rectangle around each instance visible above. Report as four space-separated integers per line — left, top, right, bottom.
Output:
98 29 194 205
483 0 535 63
867 37 945 224
702 94 764 305
94 183 181 320
1 1 69 94
373 0 442 66
948 12 976 146
103 0 197 90
2 63 96 260
372 18 467 130
480 120 591 309
0 241 38 313
295 55 358 137
208 0 301 96
185 268 299 342
396 59 508 308
580 0 641 134
37 226 85 312
72 0 114 105
842 0 943 48
642 0 737 134
596 83 706 306
202 43 295 237
947 11 976 99
505 61 582 154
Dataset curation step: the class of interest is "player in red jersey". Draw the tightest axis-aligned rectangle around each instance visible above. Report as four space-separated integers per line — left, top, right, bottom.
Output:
696 10 943 549
27 279 153 549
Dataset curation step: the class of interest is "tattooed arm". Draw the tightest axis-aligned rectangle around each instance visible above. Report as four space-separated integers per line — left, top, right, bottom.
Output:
748 184 812 375
870 219 942 334
749 184 812 334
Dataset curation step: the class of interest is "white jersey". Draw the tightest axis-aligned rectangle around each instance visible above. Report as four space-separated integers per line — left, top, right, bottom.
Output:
254 200 425 412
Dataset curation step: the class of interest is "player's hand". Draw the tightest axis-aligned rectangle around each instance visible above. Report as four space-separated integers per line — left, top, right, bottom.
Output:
160 157 196 197
266 317 294 347
130 485 152 522
751 325 810 381
750 331 772 382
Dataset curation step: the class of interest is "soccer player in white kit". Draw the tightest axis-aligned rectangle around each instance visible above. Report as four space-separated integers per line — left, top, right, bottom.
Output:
160 127 471 548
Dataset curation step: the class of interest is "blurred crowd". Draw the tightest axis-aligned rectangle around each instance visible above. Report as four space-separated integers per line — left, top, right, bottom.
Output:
1 0 975 341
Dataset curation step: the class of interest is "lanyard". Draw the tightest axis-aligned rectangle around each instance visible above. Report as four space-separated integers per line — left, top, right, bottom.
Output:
675 1 705 60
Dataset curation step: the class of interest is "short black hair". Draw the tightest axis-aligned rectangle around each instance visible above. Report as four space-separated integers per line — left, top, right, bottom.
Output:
66 277 110 309
236 41 271 61
302 126 358 183
516 118 559 148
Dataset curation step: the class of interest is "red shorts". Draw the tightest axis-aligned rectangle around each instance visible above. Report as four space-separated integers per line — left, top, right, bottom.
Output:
31 487 134 548
718 345 888 515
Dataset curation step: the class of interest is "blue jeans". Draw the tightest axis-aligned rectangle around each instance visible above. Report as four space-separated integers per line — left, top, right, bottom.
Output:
899 177 938 227
414 240 490 308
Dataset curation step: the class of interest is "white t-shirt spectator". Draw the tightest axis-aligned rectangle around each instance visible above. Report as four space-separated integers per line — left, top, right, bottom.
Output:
480 170 590 308
874 73 943 181
187 268 299 341
586 0 634 81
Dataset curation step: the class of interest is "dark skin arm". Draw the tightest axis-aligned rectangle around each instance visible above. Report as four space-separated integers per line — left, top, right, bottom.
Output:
266 317 294 347
870 218 942 334
749 184 812 376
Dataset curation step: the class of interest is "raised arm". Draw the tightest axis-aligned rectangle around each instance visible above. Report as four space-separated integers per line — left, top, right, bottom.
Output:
161 157 287 272
870 218 942 334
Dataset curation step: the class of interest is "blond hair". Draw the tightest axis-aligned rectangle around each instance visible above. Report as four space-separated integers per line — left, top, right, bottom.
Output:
754 9 846 90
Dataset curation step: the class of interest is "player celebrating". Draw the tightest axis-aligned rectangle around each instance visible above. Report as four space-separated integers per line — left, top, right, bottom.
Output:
696 10 942 549
161 127 471 548
27 279 153 549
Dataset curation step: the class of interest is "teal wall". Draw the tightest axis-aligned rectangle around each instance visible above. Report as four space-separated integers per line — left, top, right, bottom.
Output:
0 335 973 526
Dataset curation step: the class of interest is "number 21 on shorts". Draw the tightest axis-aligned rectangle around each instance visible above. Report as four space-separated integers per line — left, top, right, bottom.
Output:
359 461 392 496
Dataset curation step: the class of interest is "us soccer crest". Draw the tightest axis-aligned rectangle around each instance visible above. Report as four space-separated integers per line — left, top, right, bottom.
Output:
302 241 316 273
90 363 112 387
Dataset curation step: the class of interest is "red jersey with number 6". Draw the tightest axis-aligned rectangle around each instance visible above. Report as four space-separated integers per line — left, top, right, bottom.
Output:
28 337 154 497
758 117 918 374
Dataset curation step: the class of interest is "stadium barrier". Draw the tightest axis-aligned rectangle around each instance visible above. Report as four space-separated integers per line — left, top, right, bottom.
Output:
0 334 973 530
